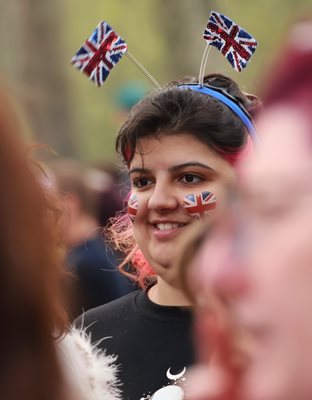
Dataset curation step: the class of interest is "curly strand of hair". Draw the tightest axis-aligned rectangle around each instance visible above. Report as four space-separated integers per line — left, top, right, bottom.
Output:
105 212 157 288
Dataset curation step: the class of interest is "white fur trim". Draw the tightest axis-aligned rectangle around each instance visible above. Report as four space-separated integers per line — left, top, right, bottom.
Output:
57 327 121 400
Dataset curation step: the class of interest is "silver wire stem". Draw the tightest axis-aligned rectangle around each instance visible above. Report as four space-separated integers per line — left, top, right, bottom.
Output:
198 43 212 87
126 51 161 89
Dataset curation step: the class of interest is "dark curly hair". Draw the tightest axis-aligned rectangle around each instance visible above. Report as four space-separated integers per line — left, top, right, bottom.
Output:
117 73 260 164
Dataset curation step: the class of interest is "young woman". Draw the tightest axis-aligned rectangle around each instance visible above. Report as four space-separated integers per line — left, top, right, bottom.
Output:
77 73 259 400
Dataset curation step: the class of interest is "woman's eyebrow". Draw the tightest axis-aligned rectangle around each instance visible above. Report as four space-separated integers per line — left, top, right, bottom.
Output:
129 167 151 176
169 162 215 173
129 162 215 176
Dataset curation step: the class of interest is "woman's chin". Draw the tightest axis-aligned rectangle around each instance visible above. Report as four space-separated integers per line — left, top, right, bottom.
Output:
148 255 181 284
147 248 174 269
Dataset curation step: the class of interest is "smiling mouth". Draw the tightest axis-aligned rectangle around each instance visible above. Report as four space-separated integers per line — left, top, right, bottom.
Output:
155 223 188 231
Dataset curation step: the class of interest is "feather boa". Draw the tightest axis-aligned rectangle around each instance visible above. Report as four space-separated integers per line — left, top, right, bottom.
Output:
57 327 121 400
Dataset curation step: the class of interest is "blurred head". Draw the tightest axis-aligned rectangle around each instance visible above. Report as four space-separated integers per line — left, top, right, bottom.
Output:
113 80 149 125
47 159 112 246
181 20 312 400
235 105 312 400
47 159 100 215
107 73 259 288
91 161 126 227
0 88 68 399
115 80 148 111
236 20 312 400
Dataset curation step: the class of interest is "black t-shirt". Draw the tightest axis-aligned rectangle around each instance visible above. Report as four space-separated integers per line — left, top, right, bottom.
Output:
76 289 195 400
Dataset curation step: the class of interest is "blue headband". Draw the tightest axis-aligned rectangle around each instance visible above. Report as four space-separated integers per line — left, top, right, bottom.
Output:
178 84 258 143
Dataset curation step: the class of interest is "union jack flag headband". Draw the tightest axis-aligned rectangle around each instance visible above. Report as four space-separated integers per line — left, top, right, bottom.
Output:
202 11 258 74
178 83 258 143
71 21 160 88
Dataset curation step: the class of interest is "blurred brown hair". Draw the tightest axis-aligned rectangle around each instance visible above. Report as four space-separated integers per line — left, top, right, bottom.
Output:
0 88 69 400
260 20 312 116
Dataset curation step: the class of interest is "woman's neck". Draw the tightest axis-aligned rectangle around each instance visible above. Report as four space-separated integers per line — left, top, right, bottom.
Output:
147 276 192 306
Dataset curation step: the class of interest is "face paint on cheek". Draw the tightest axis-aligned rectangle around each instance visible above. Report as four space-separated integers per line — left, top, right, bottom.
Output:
127 193 139 222
183 191 217 220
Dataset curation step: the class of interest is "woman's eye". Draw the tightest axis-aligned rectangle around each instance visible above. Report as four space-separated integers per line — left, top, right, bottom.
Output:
180 174 203 184
132 177 153 188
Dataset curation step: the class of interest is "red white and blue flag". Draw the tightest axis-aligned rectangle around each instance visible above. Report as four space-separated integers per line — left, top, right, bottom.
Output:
183 191 217 220
128 193 138 221
203 11 258 72
71 21 128 86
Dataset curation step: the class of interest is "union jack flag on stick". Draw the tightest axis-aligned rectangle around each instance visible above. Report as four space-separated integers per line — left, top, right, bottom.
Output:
71 21 161 88
71 21 128 86
183 191 217 220
203 11 258 72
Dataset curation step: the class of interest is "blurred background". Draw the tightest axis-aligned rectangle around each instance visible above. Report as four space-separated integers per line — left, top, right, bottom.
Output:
0 0 311 162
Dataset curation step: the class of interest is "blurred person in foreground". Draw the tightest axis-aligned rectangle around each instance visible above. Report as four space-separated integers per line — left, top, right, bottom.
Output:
47 158 135 319
178 19 312 400
0 88 120 400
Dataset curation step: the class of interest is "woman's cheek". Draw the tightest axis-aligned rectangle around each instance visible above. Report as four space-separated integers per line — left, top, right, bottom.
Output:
182 191 217 221
127 192 138 222
128 191 150 222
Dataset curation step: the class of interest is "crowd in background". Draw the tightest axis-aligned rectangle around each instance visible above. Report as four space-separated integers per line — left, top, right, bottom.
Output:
1 14 312 400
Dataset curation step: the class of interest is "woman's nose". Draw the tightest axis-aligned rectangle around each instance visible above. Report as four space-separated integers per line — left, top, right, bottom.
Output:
148 182 179 211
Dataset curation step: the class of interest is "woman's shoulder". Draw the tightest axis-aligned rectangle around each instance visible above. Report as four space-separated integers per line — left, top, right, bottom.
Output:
76 289 142 327
57 327 121 400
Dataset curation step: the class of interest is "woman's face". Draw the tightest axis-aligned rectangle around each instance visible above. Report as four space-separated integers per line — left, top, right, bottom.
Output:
129 133 236 286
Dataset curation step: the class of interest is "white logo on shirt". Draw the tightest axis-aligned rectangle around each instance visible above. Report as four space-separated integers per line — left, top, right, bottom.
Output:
140 367 186 400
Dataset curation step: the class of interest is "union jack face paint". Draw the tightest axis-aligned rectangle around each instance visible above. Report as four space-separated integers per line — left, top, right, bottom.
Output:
183 191 217 220
128 193 138 222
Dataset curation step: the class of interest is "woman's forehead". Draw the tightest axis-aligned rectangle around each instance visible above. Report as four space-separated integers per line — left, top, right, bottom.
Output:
130 134 226 170
134 133 204 149
129 134 237 185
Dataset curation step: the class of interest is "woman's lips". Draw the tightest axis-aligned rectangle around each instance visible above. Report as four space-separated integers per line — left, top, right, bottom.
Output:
151 222 189 239
155 222 187 230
